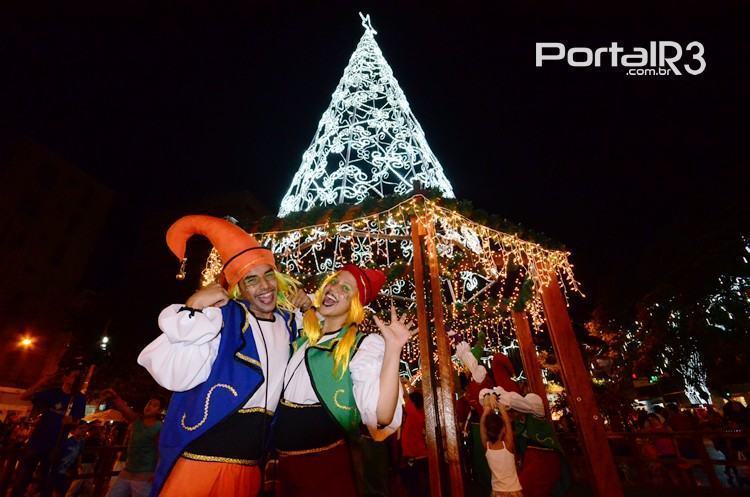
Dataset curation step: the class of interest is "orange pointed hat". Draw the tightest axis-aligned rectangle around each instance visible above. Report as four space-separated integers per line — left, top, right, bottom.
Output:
166 215 275 289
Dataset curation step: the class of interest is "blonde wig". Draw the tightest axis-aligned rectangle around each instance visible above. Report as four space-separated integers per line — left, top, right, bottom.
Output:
302 271 366 378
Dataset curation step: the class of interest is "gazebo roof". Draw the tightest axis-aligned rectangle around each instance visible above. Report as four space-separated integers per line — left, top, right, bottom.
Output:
201 193 580 363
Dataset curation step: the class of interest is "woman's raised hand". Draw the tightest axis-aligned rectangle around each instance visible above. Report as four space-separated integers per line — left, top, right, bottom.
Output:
373 304 417 351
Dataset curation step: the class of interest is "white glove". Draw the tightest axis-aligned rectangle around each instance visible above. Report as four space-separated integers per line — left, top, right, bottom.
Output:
477 386 545 418
456 342 487 383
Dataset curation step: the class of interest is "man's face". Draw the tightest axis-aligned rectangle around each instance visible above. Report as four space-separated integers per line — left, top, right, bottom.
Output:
239 264 278 317
143 398 162 417
318 270 358 319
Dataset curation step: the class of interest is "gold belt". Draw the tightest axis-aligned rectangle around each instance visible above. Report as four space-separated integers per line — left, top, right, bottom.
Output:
237 407 274 415
277 439 345 457
279 399 321 409
181 451 259 466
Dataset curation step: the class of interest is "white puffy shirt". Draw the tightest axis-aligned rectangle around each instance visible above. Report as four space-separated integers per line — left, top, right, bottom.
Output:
137 304 297 412
282 332 403 441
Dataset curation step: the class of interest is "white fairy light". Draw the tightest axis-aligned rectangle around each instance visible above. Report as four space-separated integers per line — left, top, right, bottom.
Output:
278 13 455 217
676 349 712 405
201 194 581 364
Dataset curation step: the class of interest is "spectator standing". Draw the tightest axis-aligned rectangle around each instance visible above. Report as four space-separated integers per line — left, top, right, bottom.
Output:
102 389 163 497
644 413 687 487
0 414 28 493
399 390 429 497
703 405 724 429
51 423 87 497
665 404 699 459
64 423 103 497
10 368 86 497
721 401 749 487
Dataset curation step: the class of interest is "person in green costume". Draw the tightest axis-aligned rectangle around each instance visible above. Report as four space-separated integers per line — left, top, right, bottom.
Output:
272 264 415 497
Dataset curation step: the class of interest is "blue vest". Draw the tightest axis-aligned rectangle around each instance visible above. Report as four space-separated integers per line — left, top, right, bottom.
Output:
151 300 297 496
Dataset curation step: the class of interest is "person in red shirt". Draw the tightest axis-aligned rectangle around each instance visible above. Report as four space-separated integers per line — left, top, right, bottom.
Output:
490 353 521 394
399 389 428 497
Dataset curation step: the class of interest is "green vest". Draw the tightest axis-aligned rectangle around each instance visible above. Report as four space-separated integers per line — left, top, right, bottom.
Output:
294 327 366 434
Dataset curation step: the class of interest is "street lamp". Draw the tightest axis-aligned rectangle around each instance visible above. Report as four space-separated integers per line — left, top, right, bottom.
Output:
100 336 110 350
18 335 35 349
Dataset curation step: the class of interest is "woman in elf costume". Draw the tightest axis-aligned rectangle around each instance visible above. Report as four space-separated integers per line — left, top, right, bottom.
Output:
272 264 413 497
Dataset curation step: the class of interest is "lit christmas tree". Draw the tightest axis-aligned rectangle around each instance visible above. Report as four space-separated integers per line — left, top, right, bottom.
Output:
278 13 455 217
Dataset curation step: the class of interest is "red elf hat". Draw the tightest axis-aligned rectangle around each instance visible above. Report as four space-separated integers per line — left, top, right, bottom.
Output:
340 263 386 307
166 215 275 289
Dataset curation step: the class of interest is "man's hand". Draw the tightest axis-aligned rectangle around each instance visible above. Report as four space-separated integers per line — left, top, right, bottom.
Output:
373 304 417 353
100 388 120 402
291 289 313 312
186 283 230 309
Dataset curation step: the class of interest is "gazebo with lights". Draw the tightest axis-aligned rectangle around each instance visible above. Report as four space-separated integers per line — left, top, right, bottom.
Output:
202 14 622 497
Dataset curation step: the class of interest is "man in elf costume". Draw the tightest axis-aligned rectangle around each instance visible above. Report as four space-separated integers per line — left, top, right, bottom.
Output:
455 339 496 496
138 215 311 497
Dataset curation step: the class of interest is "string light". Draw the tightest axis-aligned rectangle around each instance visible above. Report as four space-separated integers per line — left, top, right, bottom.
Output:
676 349 711 405
200 246 224 288
201 195 581 367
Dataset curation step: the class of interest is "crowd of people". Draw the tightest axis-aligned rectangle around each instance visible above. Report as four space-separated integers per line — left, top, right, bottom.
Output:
2 369 749 497
625 401 750 488
0 376 162 497
0 213 748 497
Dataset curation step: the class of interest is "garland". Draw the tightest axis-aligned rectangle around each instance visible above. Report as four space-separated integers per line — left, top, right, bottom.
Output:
245 190 564 251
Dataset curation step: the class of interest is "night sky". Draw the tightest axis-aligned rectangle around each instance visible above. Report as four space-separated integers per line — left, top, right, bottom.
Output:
1 2 748 343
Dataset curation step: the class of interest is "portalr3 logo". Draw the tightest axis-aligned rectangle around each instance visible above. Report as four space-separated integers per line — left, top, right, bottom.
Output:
536 42 706 76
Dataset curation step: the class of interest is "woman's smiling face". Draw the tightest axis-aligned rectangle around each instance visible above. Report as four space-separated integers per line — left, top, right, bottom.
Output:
318 270 358 318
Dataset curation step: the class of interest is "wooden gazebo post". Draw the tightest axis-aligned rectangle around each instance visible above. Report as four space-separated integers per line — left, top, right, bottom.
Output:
410 216 445 497
511 311 550 417
409 204 464 497
541 275 624 497
424 223 464 497
405 194 620 497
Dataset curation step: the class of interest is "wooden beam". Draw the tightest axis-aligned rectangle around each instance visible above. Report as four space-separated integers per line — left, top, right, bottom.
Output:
540 278 624 497
425 231 465 497
511 311 550 417
410 216 443 497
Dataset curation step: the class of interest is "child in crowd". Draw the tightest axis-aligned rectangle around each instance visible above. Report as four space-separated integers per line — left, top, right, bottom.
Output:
480 394 522 497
